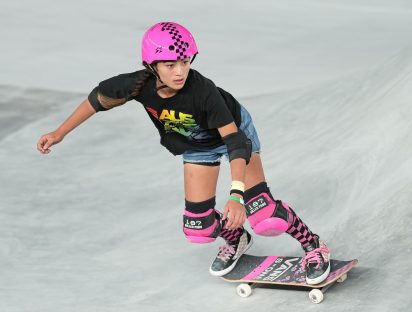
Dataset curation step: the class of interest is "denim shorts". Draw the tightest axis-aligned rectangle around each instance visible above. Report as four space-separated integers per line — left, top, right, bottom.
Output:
182 105 261 164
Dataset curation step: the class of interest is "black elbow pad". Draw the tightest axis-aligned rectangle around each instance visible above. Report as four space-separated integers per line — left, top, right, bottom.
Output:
222 130 252 164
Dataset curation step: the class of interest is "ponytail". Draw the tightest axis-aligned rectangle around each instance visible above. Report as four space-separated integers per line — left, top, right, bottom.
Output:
128 69 152 100
97 70 152 110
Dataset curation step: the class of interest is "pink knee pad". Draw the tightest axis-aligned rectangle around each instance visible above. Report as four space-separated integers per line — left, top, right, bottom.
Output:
183 209 221 243
245 192 291 237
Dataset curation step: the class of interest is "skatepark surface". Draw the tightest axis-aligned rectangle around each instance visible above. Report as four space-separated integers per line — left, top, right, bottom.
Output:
1 1 411 311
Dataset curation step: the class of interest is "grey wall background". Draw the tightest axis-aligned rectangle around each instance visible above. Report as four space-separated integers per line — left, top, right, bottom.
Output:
1 0 411 311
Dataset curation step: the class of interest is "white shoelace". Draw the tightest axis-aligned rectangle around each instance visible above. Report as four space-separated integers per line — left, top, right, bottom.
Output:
301 245 330 270
217 244 236 262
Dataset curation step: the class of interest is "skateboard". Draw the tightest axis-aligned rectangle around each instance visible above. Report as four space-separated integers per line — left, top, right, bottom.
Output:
222 254 358 303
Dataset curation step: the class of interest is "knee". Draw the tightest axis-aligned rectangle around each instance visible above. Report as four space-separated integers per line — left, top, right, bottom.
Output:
244 182 291 237
183 197 221 243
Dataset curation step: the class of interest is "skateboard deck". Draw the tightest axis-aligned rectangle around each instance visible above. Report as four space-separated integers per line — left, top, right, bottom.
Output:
222 254 358 303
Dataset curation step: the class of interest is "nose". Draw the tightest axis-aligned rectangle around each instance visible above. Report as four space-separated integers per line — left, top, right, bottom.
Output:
175 63 184 75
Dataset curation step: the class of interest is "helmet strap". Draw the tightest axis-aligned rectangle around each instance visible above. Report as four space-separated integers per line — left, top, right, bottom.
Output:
143 62 170 90
190 53 197 64
156 84 169 91
143 63 162 82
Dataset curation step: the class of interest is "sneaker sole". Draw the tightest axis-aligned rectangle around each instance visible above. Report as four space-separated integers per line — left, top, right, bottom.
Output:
209 235 253 277
306 260 331 285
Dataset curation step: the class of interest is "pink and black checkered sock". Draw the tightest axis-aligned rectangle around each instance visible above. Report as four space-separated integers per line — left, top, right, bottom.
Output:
244 182 315 249
217 211 244 244
284 203 315 248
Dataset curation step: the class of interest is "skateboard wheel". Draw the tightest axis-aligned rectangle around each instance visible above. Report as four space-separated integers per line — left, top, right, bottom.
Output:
236 284 252 298
337 273 347 283
309 289 324 304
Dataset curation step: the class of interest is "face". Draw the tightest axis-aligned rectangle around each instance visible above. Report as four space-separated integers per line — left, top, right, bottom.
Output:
155 58 191 90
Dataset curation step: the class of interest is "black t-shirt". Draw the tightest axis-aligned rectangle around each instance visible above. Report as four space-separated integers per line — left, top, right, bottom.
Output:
88 69 242 155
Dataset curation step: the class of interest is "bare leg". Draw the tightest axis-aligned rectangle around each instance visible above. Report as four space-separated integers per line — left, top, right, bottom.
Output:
184 163 220 202
184 153 264 200
245 152 266 190
183 162 245 244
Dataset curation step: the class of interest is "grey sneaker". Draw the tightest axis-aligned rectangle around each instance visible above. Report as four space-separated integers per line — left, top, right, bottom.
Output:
302 234 331 285
209 230 253 277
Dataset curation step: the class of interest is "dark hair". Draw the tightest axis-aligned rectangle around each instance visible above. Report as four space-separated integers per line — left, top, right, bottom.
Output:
97 69 153 109
128 69 153 99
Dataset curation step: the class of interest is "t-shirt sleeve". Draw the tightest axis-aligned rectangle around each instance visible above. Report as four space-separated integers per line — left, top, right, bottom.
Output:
87 71 142 112
205 85 235 129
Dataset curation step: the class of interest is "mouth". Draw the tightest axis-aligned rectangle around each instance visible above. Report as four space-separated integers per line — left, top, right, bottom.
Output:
173 78 185 85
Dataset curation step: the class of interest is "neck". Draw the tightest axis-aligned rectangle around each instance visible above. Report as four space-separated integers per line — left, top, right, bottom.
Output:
156 80 178 98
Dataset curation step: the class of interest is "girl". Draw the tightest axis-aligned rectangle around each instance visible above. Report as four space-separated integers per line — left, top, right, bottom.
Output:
37 22 330 285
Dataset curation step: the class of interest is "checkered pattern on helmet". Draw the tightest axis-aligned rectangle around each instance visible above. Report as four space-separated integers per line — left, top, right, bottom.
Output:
160 22 189 60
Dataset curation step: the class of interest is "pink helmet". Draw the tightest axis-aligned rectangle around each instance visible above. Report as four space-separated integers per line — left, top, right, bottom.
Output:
141 22 198 65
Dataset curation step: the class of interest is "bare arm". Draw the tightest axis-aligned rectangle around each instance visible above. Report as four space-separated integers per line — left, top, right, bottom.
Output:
56 98 96 137
218 122 247 230
218 122 247 183
37 98 96 154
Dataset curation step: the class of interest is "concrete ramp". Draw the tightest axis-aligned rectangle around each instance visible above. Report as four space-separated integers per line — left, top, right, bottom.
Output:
1 1 412 311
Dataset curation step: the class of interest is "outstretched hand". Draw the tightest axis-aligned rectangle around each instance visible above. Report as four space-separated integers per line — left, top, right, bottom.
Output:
222 198 246 230
37 131 64 154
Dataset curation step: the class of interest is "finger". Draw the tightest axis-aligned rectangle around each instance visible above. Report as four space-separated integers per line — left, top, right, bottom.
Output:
227 220 234 230
228 211 238 230
38 146 48 154
226 214 233 229
233 213 243 229
43 138 52 150
222 206 229 221
241 212 247 226
37 138 46 152
236 211 246 229
37 144 44 153
230 212 241 230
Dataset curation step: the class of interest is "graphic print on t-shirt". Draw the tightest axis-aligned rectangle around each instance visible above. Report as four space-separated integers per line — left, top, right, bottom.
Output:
145 106 212 142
